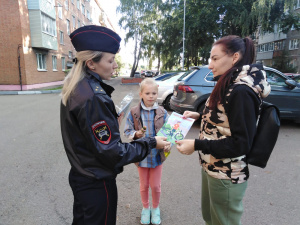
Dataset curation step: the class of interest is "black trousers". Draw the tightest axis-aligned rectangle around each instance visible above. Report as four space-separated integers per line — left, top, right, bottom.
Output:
69 169 118 225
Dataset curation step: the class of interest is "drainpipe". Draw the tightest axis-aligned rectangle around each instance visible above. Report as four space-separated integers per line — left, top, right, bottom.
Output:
17 44 23 91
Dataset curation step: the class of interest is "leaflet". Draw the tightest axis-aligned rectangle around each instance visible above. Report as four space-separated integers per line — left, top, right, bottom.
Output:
157 112 195 157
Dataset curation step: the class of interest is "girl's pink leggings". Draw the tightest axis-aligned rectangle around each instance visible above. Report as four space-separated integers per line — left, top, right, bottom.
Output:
137 165 163 209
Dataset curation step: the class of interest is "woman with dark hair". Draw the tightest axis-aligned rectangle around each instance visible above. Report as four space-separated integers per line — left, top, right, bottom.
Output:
176 35 271 225
60 25 170 225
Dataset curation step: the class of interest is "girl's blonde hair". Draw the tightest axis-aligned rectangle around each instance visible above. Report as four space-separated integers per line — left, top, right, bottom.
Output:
139 78 158 93
61 50 103 105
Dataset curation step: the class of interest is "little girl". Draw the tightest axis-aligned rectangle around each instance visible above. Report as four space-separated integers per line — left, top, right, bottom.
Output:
124 78 170 225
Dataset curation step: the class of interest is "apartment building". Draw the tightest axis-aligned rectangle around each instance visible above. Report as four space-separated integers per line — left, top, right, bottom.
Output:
0 0 114 91
256 2 300 73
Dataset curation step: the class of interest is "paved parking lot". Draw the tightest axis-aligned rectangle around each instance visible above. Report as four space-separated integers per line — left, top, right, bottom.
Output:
0 77 299 225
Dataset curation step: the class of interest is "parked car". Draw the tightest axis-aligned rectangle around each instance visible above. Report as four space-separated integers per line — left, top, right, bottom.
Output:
155 72 177 81
170 66 300 121
134 71 141 78
293 75 300 84
144 70 155 77
157 72 185 110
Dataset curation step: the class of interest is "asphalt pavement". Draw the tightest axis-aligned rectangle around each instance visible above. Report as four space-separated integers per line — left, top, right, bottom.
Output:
0 77 299 225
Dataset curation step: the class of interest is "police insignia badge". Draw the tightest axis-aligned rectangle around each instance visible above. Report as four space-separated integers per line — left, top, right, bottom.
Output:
92 121 111 144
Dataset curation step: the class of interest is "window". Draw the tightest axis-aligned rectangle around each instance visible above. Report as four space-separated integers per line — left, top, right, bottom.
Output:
60 31 64 44
294 0 300 9
71 0 74 4
264 43 269 52
269 42 274 51
289 39 299 50
289 59 297 68
265 71 287 87
72 15 76 29
58 3 62 19
37 53 47 70
66 19 70 35
69 51 73 59
274 41 284 51
205 71 214 82
65 0 69 10
87 10 90 20
82 4 85 15
78 20 80 27
77 0 80 9
62 57 66 71
52 55 57 71
42 13 56 36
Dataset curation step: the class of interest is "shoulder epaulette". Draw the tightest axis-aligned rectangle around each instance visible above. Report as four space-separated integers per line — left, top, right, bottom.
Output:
89 81 106 94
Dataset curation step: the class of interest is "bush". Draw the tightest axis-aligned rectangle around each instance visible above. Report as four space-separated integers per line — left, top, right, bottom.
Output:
64 69 71 76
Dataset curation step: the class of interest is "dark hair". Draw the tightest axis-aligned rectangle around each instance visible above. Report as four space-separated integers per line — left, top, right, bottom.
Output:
209 35 255 110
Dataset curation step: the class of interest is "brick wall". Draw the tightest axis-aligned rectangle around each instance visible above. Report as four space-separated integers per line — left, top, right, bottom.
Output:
0 0 96 87
0 1 24 85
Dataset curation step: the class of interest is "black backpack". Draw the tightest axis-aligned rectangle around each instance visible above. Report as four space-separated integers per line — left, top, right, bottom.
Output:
247 101 280 168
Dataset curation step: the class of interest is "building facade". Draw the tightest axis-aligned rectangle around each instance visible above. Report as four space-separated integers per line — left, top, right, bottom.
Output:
0 0 114 91
256 2 300 73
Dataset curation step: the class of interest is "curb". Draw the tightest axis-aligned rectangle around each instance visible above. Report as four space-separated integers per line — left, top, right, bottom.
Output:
120 83 140 85
0 90 61 95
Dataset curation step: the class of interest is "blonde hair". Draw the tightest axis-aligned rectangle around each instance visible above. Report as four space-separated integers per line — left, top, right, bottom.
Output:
61 51 103 105
139 78 158 93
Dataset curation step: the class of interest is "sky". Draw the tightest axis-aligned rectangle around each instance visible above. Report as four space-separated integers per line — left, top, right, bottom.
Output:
100 0 135 66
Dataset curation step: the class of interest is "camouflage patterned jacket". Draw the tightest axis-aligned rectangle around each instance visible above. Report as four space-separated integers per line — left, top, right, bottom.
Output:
195 64 271 184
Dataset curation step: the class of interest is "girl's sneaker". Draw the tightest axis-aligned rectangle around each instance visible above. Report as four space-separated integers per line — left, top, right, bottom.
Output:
140 207 151 225
151 207 161 225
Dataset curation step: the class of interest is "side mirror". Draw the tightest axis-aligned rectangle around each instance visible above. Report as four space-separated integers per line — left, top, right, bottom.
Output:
285 79 297 89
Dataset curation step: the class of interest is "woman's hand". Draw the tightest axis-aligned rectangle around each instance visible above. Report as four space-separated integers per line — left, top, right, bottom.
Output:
155 136 171 150
134 126 146 139
183 111 200 120
176 139 195 155
118 112 124 126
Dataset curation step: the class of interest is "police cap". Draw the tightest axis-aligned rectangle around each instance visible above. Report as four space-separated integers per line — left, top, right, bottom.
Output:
70 25 121 54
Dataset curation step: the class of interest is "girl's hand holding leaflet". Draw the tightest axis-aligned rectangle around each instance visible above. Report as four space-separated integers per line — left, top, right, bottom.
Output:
163 143 171 152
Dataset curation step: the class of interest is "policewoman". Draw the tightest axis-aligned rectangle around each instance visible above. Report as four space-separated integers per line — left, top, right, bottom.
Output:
60 25 169 225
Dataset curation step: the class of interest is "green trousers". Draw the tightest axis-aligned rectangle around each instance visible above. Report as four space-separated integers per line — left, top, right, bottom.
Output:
201 169 248 225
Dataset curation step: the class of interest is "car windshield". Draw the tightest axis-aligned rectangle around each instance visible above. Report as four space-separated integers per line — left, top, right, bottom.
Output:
178 70 196 81
161 72 181 81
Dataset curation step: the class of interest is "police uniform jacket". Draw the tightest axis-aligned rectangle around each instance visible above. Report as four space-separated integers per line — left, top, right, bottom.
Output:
60 69 156 180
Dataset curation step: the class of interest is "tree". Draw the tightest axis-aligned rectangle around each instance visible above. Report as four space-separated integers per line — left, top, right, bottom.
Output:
117 0 299 72
251 0 299 33
117 0 163 77
272 49 297 73
114 54 124 76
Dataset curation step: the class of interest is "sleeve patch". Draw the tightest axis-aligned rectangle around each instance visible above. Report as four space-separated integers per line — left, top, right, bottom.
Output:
92 121 111 144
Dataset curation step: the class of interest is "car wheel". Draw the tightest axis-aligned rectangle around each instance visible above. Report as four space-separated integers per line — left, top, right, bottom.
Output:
164 95 172 110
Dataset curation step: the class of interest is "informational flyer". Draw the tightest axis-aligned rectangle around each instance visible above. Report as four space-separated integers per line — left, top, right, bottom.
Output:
157 112 195 157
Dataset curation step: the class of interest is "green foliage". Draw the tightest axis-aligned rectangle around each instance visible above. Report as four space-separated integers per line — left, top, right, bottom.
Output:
117 0 299 71
64 69 71 76
114 54 124 76
272 49 298 73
